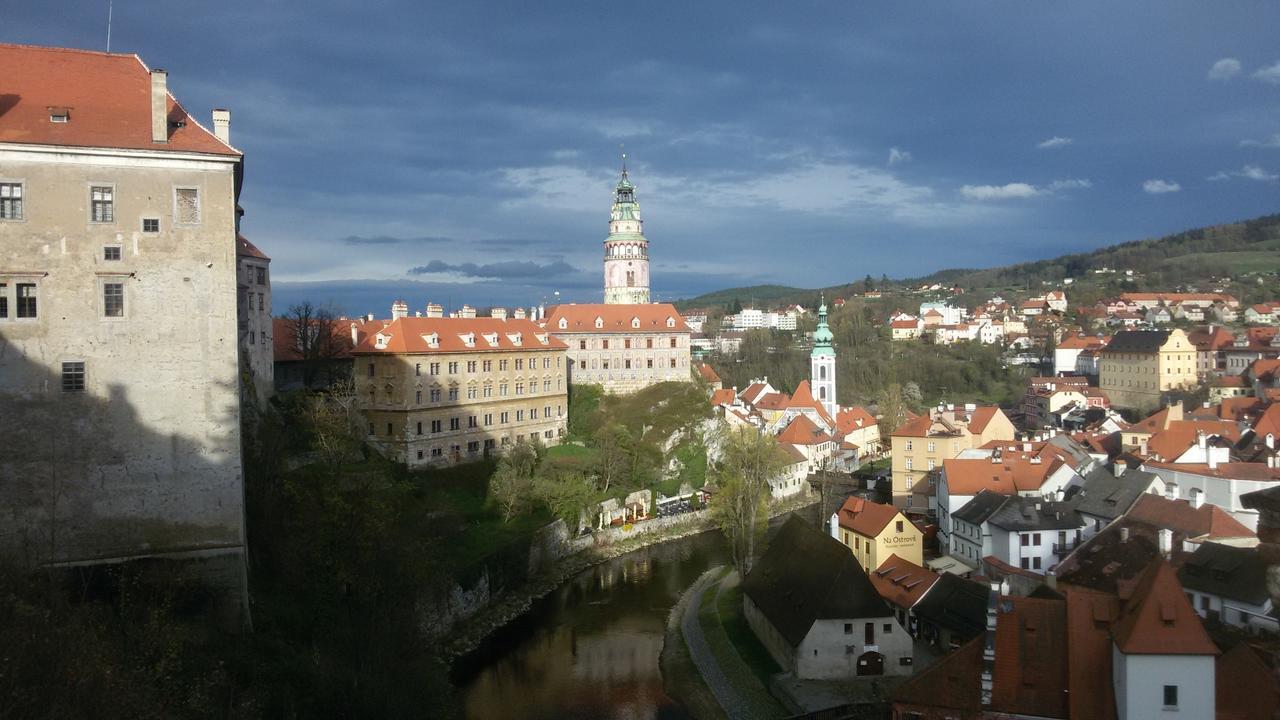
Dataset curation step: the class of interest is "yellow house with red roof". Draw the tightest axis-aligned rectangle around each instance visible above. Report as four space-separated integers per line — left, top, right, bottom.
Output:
833 497 923 568
890 405 1016 510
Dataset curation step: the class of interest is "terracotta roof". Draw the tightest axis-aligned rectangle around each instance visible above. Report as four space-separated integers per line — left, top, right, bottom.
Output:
1129 405 1181 434
543 303 691 334
753 392 790 410
836 497 906 537
1126 494 1255 540
786 380 835 427
710 388 736 406
1121 292 1237 304
835 406 877 435
1254 402 1280 439
775 413 831 446
1144 460 1280 482
1187 325 1235 351
273 316 366 362
1111 558 1218 656
1057 334 1108 350
1144 420 1242 461
1249 358 1280 382
942 455 1062 496
968 406 1000 434
696 363 721 384
235 234 269 261
869 554 939 609
738 382 770 405
1063 588 1120 720
890 638 982 714
1216 643 1280 720
889 319 919 329
352 316 566 355
990 596 1069 719
0 43 238 156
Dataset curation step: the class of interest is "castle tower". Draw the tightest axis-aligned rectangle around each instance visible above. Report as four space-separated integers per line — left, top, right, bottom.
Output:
811 297 837 418
603 156 651 304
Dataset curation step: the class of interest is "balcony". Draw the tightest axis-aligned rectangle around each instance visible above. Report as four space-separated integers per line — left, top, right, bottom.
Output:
1053 541 1077 556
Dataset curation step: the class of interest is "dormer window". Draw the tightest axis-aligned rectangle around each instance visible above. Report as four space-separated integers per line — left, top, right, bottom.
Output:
666 317 676 328
423 332 439 348
535 333 548 344
595 317 604 329
375 333 389 349
558 318 567 330
632 317 641 329
483 332 499 347
459 332 475 347
508 332 523 346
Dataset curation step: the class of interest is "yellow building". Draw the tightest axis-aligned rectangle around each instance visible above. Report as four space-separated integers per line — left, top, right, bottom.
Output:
1099 329 1198 412
833 497 923 568
890 405 1016 511
353 315 569 466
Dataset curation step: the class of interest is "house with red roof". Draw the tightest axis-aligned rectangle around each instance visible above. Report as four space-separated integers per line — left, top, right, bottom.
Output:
892 558 1222 720
890 404 1017 511
0 43 254 600
832 497 924 567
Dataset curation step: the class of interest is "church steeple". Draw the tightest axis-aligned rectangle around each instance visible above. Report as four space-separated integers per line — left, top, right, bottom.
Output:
603 156 651 304
811 295 837 418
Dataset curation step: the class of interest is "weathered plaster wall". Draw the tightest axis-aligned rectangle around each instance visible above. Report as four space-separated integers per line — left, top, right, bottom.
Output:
0 149 245 574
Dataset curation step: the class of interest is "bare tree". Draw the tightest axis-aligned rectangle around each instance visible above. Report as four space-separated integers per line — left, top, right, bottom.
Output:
284 301 346 389
308 380 365 474
712 428 787 574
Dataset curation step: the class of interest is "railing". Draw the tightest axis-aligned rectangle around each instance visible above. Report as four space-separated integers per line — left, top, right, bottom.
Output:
1053 541 1077 556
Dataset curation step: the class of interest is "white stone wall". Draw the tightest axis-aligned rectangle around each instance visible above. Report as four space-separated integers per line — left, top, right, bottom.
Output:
556 331 692 394
237 255 273 402
795 616 913 680
0 147 245 570
1113 648 1214 720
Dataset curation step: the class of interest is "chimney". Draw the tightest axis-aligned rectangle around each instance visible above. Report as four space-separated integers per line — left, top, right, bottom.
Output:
365 312 374 322
1208 451 1218 471
538 303 546 321
1045 570 1058 590
491 307 507 320
1267 434 1275 450
150 69 169 143
459 305 477 319
425 303 444 318
1190 488 1204 509
830 513 840 540
513 307 527 320
391 299 408 320
1139 438 1149 455
211 108 231 145
349 322 358 346
1197 430 1207 450
981 582 1000 707
1158 528 1173 558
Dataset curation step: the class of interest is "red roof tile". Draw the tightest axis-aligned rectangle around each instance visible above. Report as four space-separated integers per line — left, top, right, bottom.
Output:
1064 589 1119 720
787 380 835 427
1126 494 1255 540
990 596 1069 718
968 406 1000 434
544 303 690 334
0 43 238 156
352 316 566 355
1216 643 1280 720
835 406 878 435
710 388 736 406
869 554 939 608
1112 559 1218 655
836 497 906 537
236 234 269 261
775 414 831 446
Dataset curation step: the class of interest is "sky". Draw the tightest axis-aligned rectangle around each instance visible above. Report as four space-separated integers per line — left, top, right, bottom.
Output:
8 2 1280 316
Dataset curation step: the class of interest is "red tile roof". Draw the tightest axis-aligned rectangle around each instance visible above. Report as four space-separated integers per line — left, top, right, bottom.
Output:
753 392 790 410
1249 358 1280 383
1112 558 1218 655
890 638 982 715
1143 420 1242 461
352 316 566 355
1216 643 1280 720
835 406 878 435
775 414 831 446
1143 460 1280 482
836 496 906 537
1064 589 1119 720
710 388 736 406
696 363 721 385
273 317 368 362
0 43 238 156
236 234 269 261
942 454 1063 496
1254 402 1280 439
1057 334 1109 350
869 554 939 608
1126 494 1255 540
543 303 691 334
990 596 1069 718
968 406 1000 434
787 380 835 427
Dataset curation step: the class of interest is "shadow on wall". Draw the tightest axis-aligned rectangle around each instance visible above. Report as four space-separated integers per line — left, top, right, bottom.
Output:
0 331 245 582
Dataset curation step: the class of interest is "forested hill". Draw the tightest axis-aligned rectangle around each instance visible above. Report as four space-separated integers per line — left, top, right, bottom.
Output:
676 213 1280 310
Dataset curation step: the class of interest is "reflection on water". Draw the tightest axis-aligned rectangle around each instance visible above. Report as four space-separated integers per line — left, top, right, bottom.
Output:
454 530 730 720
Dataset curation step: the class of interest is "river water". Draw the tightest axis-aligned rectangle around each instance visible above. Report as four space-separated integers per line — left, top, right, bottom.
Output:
452 529 729 720
454 508 818 720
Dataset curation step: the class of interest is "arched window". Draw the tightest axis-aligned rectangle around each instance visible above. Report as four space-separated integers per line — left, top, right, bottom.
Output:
819 387 827 400
820 366 827 380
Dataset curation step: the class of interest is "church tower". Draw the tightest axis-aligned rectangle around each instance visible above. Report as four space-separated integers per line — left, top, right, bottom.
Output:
603 156 651 304
811 297 837 419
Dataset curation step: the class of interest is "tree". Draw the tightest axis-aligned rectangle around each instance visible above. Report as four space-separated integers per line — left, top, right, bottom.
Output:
862 274 874 293
490 445 537 522
729 298 743 314
535 469 595 531
284 301 347 388
877 382 909 437
901 381 923 408
307 380 365 474
593 422 631 492
712 429 787 574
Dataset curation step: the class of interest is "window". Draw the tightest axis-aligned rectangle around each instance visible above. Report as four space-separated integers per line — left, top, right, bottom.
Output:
670 338 677 348
500 383 508 397
416 422 422 435
1021 534 1030 547
484 414 492 426
415 363 421 377
415 390 422 404
864 622 874 644
647 359 653 369
142 217 159 233
368 362 375 377
883 623 892 634
500 412 509 424
844 623 853 634
1163 685 1178 709
417 450 424 460
103 282 124 317
61 361 85 392
175 187 200 224
670 358 676 368
1033 557 1042 570
927 442 935 452
104 246 122 261
530 408 538 419
467 361 477 373
905 457 913 470
468 441 480 452
646 338 654 349
515 410 525 422
448 362 458 374
431 447 443 458
896 520 904 533
516 382 524 395
602 339 609 350
430 389 441 402
467 387 477 399
430 362 441 375
430 420 442 433
90 186 114 223
515 359 523 370
16 283 37 318
448 387 458 401
579 340 587 350
0 182 22 220
468 416 477 428
483 360 492 372
1020 557 1030 569
386 423 393 436
450 417 460 431
257 292 264 311
0 283 6 318
500 360 509 371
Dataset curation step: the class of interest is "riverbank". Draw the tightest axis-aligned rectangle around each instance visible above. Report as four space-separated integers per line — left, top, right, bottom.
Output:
659 567 731 720
442 493 818 661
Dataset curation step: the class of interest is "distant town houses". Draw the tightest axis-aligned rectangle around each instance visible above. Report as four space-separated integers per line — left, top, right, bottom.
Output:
1098 329 1198 412
889 404 1017 511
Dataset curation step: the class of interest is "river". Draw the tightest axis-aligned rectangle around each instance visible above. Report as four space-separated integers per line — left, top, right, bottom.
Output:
453 508 817 720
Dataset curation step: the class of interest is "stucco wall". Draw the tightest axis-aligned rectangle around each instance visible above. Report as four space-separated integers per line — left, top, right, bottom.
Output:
1113 648 1214 720
0 149 245 575
795 616 912 680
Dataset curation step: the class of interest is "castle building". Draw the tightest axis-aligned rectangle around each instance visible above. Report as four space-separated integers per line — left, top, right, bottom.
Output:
811 299 837 419
0 44 250 613
544 303 692 394
353 312 569 467
237 233 273 403
602 158 650 305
